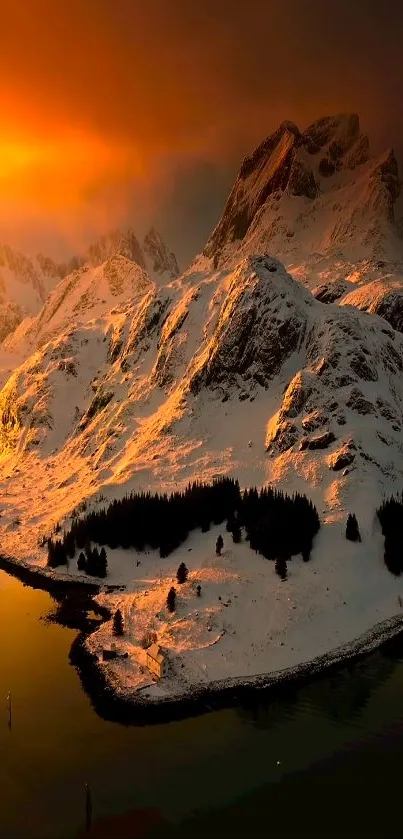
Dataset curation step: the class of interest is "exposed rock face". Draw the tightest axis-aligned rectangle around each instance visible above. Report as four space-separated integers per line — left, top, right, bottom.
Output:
0 245 47 302
0 244 50 343
189 257 307 397
340 281 403 334
377 149 401 206
203 122 301 262
346 388 375 415
85 229 147 271
302 113 361 157
143 228 180 281
300 431 336 451
313 280 354 304
374 291 403 332
288 159 318 200
329 442 357 471
196 112 403 300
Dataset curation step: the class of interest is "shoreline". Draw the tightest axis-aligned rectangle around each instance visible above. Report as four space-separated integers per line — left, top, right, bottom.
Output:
0 552 101 595
3 550 403 726
70 611 403 726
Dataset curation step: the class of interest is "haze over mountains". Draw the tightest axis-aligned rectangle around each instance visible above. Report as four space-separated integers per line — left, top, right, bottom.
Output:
0 226 180 344
0 112 403 568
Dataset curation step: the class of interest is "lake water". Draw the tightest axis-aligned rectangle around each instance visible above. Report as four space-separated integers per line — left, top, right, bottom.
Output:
1 567 403 839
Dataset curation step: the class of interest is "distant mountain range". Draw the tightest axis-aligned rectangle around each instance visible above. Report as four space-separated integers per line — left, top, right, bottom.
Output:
0 226 180 343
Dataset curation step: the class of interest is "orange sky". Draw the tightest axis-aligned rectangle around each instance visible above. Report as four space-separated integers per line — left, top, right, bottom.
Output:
0 0 402 262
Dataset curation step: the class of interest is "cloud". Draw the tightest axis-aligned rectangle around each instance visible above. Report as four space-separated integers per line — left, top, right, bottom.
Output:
0 0 402 263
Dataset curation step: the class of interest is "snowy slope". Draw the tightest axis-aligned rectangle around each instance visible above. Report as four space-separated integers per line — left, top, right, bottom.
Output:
1 225 180 360
0 255 403 567
0 251 402 703
0 226 179 351
0 244 49 342
84 522 403 702
3 256 154 356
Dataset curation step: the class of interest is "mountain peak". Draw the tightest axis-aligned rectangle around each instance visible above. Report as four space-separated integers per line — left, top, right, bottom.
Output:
143 227 180 281
85 228 147 271
302 113 361 156
201 112 401 280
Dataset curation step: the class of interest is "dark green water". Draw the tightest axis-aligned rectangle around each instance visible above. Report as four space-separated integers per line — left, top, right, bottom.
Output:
1 568 403 839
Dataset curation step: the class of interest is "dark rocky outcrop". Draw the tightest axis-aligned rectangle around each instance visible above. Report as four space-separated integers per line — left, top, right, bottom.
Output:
143 227 180 280
204 123 300 261
346 388 375 415
373 291 403 333
288 159 318 199
313 280 352 304
300 431 336 451
329 441 357 471
302 114 360 157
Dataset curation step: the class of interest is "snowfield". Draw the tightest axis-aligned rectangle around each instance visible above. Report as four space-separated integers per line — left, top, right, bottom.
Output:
84 519 403 704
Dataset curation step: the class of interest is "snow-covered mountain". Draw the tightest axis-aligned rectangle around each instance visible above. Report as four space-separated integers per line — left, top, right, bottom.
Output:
2 113 403 703
3 257 154 358
0 244 51 342
0 227 179 349
1 252 403 566
143 227 180 282
194 114 403 331
1 112 403 571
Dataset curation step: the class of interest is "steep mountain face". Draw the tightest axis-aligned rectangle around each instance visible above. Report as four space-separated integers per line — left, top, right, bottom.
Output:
1 255 403 564
0 244 49 342
81 226 180 283
199 114 403 300
143 227 180 282
0 226 179 355
84 228 147 271
3 256 153 357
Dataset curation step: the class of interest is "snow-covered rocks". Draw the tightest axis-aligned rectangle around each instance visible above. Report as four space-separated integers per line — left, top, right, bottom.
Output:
1 250 403 564
143 227 180 282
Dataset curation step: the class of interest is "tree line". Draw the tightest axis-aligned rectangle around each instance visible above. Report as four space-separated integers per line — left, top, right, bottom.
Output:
46 477 321 574
377 493 403 575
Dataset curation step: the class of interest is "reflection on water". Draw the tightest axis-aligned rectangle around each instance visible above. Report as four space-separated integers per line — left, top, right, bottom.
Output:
1 569 403 838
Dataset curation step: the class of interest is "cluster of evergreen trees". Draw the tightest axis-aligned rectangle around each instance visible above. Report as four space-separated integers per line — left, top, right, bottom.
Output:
346 513 361 542
377 493 403 575
47 532 107 577
46 477 320 572
240 486 320 562
77 545 108 578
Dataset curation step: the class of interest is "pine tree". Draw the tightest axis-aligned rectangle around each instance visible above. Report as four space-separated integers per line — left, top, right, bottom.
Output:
167 587 176 613
216 534 224 556
98 547 108 578
226 514 236 533
196 585 201 597
176 562 189 584
77 551 87 572
112 608 124 636
275 557 287 581
346 513 361 543
232 524 242 543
